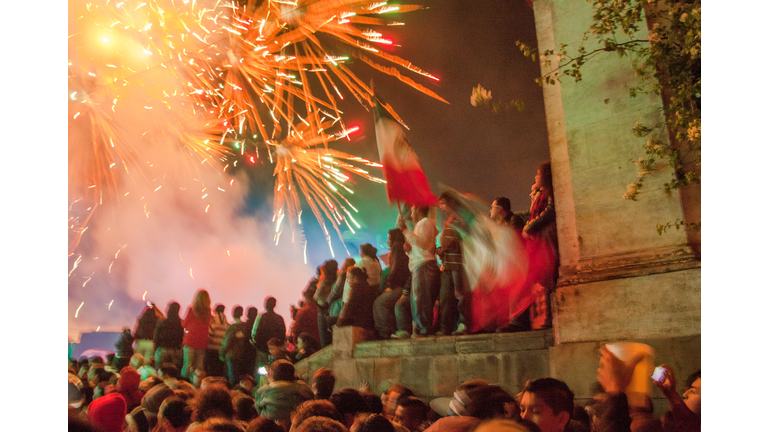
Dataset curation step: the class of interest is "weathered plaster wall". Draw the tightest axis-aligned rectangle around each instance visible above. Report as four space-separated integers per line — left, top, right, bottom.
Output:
534 0 692 263
532 0 700 342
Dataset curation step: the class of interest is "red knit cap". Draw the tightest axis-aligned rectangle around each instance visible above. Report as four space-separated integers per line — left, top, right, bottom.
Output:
118 366 141 391
87 392 127 432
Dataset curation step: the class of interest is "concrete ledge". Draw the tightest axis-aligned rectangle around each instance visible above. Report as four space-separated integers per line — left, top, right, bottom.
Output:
354 330 555 359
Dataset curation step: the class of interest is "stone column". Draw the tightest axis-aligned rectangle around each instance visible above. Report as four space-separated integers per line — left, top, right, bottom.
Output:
532 0 701 344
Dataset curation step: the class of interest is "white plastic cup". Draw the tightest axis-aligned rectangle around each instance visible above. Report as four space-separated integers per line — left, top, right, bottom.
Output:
604 342 655 407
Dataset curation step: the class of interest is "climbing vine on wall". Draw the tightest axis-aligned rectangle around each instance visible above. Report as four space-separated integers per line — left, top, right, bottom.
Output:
481 0 700 233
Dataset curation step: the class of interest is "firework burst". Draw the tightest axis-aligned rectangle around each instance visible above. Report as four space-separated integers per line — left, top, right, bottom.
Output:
68 0 445 255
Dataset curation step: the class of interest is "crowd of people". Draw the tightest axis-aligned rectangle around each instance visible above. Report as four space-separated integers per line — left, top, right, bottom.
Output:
68 160 701 431
69 342 701 432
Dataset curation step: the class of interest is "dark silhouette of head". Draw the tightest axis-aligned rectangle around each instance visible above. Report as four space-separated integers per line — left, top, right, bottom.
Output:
232 306 243 320
312 368 336 400
246 417 284 432
193 385 234 422
158 396 192 430
358 414 395 432
360 243 378 260
264 297 277 312
166 302 181 319
388 228 405 248
291 400 343 430
247 307 258 322
330 389 367 428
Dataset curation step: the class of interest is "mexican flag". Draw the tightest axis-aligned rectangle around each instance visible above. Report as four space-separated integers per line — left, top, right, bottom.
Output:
374 98 438 207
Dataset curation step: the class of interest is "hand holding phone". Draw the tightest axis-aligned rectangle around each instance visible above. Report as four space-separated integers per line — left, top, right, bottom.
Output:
651 366 666 383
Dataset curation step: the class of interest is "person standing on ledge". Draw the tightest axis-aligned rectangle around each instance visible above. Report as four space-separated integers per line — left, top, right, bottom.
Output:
397 205 440 338
499 162 558 333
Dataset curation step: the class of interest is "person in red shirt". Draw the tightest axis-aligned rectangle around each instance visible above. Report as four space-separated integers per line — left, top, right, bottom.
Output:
182 289 212 379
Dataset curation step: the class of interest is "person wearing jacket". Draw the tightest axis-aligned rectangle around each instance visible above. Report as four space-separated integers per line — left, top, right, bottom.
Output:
251 297 287 381
337 267 376 331
220 306 249 386
134 303 163 363
114 328 134 370
499 161 558 333
154 302 184 370
313 260 338 348
373 228 411 340
254 360 314 426
182 289 212 379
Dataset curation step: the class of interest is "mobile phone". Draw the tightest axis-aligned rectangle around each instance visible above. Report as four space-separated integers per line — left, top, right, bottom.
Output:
651 366 666 383
257 366 268 376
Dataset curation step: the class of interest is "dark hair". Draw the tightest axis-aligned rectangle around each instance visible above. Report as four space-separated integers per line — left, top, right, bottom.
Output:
537 162 553 191
360 243 378 260
159 365 181 379
270 360 297 382
438 191 453 202
199 418 247 432
387 384 415 405
167 302 181 318
246 307 258 322
397 396 429 421
685 369 701 389
297 332 319 352
349 267 367 281
291 400 343 429
93 368 113 384
493 197 511 214
233 394 258 422
214 304 226 313
388 228 405 246
265 297 277 311
246 417 284 432
357 414 395 432
523 378 574 418
160 396 192 429
330 388 368 416
232 306 243 319
194 386 234 422
294 416 347 432
90 356 105 365
266 337 283 348
313 368 336 400
472 385 517 420
361 392 384 414
413 206 430 218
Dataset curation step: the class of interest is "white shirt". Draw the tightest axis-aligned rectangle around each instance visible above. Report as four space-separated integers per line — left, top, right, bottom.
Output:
403 217 438 271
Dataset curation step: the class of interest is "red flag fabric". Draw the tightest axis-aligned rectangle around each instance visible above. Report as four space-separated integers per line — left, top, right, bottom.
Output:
374 99 438 207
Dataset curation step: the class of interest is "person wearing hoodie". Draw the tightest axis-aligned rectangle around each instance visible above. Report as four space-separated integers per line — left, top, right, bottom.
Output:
117 366 145 412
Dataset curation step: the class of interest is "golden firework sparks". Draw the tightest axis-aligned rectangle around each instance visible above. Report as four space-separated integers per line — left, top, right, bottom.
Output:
69 0 445 260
